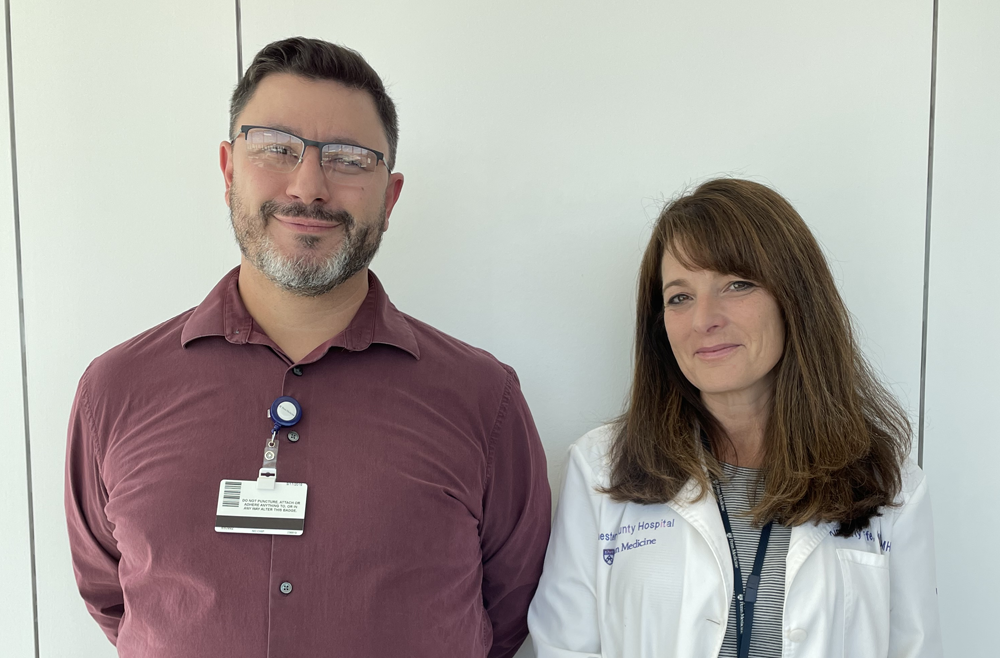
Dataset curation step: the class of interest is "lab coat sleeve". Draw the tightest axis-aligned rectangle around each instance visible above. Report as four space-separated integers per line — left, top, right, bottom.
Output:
64 366 123 645
528 443 603 658
887 462 943 658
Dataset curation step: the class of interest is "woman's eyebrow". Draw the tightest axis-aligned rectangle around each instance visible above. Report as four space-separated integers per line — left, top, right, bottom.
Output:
662 278 688 293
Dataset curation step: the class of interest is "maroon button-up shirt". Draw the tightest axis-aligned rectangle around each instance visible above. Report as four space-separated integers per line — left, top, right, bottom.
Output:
65 268 550 658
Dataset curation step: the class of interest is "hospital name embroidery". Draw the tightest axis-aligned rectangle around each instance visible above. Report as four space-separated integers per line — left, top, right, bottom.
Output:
598 518 674 542
600 518 675 565
829 527 891 552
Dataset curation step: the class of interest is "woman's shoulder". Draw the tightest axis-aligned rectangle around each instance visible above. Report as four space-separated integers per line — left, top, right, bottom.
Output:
568 422 704 505
863 454 931 535
894 454 929 507
567 423 618 486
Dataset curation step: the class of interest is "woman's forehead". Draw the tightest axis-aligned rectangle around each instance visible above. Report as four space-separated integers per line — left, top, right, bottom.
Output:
663 239 730 274
660 239 763 289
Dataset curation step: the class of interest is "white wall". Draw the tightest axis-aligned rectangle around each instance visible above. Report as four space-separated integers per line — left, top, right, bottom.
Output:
0 1 989 657
924 3 1000 656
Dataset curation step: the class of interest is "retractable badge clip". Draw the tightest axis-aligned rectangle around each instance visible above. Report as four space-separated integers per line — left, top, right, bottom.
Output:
258 396 302 490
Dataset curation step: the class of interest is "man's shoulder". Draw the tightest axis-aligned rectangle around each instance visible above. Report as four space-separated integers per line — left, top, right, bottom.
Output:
85 307 196 387
400 312 517 387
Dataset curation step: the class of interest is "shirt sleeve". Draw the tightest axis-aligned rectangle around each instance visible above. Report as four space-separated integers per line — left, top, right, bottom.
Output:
527 442 602 658
479 366 552 658
888 460 943 658
64 367 123 645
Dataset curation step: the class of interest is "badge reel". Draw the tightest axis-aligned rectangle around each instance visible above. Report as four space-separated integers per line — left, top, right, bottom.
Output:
214 396 309 536
259 396 302 489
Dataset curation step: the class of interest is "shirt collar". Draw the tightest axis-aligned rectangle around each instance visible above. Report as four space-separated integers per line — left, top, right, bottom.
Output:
181 266 420 360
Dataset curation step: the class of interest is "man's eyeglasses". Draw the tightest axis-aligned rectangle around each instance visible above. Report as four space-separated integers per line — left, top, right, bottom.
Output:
233 125 389 186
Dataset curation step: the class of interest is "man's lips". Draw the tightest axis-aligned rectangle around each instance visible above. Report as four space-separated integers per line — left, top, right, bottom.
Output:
273 215 344 233
695 344 740 360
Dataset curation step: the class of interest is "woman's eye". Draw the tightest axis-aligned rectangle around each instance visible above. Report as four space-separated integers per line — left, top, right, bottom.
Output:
729 280 756 292
666 294 690 305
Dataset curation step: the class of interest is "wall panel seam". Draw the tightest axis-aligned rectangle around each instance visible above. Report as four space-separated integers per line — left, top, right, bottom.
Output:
917 0 939 469
236 0 243 82
4 0 40 656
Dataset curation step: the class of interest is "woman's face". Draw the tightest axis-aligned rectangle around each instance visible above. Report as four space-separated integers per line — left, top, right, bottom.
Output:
660 248 785 407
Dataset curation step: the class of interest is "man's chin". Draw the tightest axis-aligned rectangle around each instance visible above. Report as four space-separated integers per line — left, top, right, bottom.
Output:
273 242 345 264
285 232 344 251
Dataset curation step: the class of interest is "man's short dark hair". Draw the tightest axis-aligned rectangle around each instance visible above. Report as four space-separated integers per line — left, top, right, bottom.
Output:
231 37 399 170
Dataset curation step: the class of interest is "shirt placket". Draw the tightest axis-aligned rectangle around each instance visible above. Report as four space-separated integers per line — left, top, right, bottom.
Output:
266 362 310 658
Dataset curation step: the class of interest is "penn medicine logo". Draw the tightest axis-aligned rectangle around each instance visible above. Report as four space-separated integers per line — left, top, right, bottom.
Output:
603 549 615 565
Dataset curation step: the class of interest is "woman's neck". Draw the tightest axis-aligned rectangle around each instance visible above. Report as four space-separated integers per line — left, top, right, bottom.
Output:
702 382 773 468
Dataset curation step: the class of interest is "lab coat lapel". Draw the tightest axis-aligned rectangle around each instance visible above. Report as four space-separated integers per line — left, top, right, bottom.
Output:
670 479 735 600
786 519 837 594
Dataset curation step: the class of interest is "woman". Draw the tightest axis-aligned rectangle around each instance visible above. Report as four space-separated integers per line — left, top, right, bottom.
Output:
528 179 942 658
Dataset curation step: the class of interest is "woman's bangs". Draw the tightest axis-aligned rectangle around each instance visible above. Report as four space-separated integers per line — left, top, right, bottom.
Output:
662 211 763 283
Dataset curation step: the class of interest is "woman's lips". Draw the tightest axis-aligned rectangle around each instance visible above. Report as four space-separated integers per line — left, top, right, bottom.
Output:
695 344 740 360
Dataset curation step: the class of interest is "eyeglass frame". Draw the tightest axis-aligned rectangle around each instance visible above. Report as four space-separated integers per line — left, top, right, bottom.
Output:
232 124 391 174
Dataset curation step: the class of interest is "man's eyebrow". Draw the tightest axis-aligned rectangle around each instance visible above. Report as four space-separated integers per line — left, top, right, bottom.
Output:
262 124 367 148
662 278 688 293
264 123 298 135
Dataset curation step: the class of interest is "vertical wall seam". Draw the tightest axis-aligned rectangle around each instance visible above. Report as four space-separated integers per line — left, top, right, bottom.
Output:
235 0 243 82
917 0 940 469
5 1 40 656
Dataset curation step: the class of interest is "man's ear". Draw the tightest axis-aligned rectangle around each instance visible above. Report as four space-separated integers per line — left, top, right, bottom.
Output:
381 172 405 231
220 140 235 206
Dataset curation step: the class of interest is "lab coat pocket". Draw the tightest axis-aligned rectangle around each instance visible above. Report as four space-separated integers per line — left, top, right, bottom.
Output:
837 549 890 658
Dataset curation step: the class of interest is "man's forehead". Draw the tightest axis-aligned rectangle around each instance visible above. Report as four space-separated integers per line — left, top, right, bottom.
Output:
240 73 385 144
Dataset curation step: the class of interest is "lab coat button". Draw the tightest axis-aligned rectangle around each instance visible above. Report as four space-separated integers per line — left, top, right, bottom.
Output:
788 628 808 642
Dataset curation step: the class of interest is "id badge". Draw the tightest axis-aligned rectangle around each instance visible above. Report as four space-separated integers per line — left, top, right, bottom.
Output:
214 480 308 535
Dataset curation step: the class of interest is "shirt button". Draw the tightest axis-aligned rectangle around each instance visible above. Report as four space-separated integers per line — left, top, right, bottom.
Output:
287 431 299 442
279 581 293 595
292 366 303 376
788 628 808 643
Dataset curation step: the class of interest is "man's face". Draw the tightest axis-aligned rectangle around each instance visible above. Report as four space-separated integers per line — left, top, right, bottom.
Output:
220 73 404 296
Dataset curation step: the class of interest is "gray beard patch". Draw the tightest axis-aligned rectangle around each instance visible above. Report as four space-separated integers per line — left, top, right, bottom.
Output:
229 186 385 297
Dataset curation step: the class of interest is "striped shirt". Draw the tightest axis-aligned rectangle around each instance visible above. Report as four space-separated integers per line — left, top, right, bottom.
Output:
717 463 791 658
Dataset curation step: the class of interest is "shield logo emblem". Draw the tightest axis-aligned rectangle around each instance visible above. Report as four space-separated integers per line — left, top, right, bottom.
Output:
603 549 615 565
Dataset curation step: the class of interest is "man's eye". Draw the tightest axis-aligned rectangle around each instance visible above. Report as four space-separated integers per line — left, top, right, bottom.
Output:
333 156 364 167
263 145 296 156
325 154 367 170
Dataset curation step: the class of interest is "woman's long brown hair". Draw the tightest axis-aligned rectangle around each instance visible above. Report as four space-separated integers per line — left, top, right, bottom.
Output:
604 178 910 536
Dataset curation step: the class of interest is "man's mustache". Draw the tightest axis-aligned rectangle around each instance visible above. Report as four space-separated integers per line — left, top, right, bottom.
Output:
260 200 354 228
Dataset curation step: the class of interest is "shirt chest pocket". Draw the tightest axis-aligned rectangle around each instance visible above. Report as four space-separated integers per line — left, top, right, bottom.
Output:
837 548 890 658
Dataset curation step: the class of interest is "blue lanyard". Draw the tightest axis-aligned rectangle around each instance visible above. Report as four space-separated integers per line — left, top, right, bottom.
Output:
712 477 773 658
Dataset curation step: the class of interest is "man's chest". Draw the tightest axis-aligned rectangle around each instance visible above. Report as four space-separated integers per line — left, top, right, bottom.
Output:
99 364 492 571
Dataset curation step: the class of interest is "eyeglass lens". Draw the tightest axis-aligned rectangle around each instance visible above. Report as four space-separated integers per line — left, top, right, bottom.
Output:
244 128 380 185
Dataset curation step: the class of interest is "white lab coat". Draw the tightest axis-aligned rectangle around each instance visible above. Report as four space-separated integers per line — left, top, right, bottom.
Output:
528 425 943 658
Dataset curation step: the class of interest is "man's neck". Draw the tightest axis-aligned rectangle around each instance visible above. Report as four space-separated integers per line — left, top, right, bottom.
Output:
237 259 370 363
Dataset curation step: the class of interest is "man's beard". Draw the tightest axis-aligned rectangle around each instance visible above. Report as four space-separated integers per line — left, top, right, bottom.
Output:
229 184 384 297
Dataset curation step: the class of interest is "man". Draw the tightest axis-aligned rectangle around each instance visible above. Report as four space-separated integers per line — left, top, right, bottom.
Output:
65 37 550 658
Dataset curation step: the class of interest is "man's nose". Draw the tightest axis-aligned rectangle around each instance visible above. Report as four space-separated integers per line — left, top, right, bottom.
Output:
285 146 329 205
